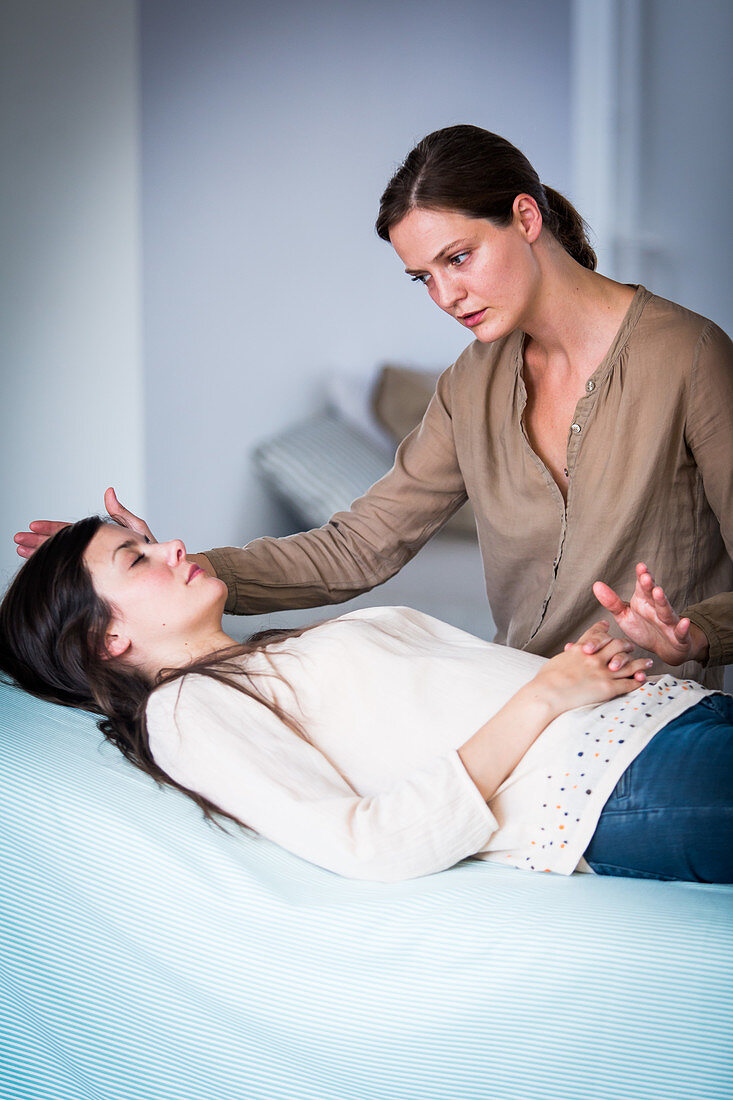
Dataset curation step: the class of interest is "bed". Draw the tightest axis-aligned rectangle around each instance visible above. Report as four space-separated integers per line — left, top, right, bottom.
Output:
1 676 732 1100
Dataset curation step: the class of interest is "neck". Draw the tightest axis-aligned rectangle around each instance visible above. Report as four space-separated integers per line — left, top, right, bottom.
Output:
520 237 635 367
144 626 239 682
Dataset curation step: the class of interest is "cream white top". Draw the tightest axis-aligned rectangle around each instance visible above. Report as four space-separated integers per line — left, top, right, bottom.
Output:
147 607 712 881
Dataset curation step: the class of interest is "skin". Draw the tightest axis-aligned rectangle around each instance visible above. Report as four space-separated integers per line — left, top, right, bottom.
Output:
80 519 652 806
85 521 232 681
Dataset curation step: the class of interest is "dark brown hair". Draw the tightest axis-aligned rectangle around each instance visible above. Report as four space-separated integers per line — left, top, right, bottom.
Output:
376 124 596 270
0 518 310 832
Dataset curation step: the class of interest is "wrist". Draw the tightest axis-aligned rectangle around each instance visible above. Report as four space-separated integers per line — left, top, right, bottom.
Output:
517 679 564 725
687 622 710 664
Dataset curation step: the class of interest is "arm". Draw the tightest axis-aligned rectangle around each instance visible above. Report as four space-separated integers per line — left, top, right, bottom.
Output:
594 323 733 667
13 372 467 614
458 625 650 799
148 627 649 882
681 322 733 665
201 367 469 614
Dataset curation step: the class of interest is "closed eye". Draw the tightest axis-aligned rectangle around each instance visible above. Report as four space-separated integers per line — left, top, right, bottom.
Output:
130 553 144 568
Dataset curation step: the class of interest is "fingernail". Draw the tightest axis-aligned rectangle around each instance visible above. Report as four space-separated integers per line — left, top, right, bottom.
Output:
646 660 653 667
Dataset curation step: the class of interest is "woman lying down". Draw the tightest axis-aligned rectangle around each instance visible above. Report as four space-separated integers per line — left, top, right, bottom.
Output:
1 517 731 883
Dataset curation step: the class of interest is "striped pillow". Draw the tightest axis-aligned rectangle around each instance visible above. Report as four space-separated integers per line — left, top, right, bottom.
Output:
253 411 394 528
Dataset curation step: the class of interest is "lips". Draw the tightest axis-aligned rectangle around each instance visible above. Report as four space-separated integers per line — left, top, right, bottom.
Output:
186 564 203 584
459 308 487 328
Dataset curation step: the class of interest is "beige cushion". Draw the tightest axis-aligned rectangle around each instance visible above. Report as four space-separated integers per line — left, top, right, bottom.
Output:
372 364 477 537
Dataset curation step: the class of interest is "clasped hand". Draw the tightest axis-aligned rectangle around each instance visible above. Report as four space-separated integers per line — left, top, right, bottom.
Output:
533 622 652 714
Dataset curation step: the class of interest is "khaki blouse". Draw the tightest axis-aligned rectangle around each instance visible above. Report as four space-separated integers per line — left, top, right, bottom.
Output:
205 287 733 687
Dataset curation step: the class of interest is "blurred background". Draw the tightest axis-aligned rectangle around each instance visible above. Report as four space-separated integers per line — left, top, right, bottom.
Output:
1 0 731 640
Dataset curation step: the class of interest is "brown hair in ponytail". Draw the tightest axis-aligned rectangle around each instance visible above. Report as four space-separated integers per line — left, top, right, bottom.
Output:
0 518 313 832
376 124 596 270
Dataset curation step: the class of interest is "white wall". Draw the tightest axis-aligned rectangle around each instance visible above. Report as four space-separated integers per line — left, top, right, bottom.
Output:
140 0 573 551
640 0 733 332
0 0 144 589
572 0 732 332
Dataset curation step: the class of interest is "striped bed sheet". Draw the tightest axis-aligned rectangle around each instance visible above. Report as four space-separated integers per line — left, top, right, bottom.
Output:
1 678 731 1100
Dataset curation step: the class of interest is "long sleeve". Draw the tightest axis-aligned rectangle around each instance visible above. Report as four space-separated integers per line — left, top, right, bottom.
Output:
204 366 468 615
146 675 498 882
682 321 733 666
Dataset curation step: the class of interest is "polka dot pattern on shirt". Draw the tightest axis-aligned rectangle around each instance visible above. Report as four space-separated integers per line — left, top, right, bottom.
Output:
500 676 703 873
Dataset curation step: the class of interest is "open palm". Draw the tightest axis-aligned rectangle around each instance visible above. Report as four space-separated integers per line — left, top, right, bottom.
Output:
593 562 705 666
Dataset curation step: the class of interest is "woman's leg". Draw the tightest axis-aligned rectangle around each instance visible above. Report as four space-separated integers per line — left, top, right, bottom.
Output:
584 694 733 883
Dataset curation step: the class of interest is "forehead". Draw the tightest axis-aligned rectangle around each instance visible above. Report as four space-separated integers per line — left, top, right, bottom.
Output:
389 208 490 265
83 523 137 569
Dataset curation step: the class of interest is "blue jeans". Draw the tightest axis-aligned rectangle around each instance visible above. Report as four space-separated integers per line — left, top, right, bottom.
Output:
584 693 733 883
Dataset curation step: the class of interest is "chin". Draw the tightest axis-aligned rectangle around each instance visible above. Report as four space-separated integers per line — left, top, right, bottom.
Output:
468 317 513 344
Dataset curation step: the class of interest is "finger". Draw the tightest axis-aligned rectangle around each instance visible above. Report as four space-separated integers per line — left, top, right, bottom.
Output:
610 657 653 680
105 486 137 525
674 617 691 641
575 619 611 652
104 487 156 543
28 521 68 536
598 638 634 668
593 581 627 617
651 585 678 627
637 570 656 597
607 648 635 671
14 532 48 549
609 662 653 693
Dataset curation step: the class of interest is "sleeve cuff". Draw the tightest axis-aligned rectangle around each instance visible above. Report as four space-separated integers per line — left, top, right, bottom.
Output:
685 609 724 667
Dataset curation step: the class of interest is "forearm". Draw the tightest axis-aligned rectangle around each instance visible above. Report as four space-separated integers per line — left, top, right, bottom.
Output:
199 518 414 615
458 683 558 802
458 632 653 800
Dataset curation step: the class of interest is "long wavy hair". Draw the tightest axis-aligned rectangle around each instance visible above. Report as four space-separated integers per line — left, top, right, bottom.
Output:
0 517 310 830
376 124 596 270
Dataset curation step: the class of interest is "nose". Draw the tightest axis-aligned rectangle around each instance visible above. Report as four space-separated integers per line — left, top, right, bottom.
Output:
160 538 186 566
430 272 466 312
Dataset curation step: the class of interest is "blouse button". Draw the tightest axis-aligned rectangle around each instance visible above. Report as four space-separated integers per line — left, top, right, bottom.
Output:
586 380 596 393
571 422 581 434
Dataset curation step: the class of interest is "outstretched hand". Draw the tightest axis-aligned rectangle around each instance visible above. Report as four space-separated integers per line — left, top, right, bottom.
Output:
593 563 708 666
13 487 157 559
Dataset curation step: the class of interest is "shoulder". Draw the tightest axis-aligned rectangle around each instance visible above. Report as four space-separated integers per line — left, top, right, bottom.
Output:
441 332 521 394
450 332 521 375
332 604 485 646
636 290 732 364
146 672 246 736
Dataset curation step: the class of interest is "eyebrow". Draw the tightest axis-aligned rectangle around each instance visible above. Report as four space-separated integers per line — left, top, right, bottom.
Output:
404 239 469 276
112 538 139 561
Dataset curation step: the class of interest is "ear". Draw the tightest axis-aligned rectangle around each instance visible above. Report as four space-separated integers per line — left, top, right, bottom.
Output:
102 630 132 660
512 193 543 244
